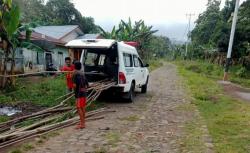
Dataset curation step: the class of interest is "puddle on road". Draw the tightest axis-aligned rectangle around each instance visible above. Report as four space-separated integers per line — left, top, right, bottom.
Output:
0 106 22 116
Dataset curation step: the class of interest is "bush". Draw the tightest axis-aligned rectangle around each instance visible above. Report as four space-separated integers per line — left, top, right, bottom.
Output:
205 64 214 75
236 67 247 78
185 64 202 73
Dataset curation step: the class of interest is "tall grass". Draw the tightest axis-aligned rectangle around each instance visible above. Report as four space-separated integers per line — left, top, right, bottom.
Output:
0 75 66 107
176 60 250 88
176 61 250 153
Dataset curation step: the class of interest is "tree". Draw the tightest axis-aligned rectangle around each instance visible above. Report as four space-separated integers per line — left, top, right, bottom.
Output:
45 0 98 33
148 36 172 58
234 0 250 59
13 0 99 33
190 0 250 62
191 0 221 46
13 0 48 23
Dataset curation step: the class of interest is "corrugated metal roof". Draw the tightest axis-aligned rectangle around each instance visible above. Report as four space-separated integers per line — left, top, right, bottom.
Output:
77 34 101 39
33 25 80 40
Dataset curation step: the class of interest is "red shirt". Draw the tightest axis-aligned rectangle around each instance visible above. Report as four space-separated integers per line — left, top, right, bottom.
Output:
61 64 75 89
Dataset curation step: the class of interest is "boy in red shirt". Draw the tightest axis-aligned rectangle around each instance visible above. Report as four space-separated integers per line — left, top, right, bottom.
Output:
61 57 75 92
72 61 89 129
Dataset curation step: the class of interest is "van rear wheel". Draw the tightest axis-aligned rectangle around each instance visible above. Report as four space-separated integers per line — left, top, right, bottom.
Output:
127 82 135 102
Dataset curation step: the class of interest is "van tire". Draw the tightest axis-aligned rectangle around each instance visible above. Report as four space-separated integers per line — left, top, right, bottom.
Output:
141 76 149 93
127 82 135 102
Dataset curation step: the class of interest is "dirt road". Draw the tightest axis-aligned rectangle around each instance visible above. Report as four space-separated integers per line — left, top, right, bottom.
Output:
26 63 211 153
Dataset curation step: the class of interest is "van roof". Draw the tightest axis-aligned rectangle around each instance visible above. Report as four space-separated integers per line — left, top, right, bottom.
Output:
65 39 116 49
117 42 138 55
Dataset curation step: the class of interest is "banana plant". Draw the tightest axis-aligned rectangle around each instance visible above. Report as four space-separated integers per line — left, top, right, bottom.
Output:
0 0 20 88
0 1 41 88
98 18 158 58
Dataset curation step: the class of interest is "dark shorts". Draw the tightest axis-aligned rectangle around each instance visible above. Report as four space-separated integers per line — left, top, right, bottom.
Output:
76 97 86 108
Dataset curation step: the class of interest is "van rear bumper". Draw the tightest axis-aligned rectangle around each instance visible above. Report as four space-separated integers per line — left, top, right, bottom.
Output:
112 83 131 92
108 86 125 93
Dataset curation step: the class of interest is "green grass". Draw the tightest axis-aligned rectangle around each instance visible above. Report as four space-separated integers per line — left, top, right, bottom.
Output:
9 149 22 153
175 60 250 88
0 115 9 122
22 143 34 151
148 59 164 72
176 61 250 153
0 75 66 107
177 102 208 152
105 132 121 147
119 115 140 122
180 119 207 152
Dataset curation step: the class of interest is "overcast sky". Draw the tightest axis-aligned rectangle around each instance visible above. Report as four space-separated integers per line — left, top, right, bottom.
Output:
72 0 229 41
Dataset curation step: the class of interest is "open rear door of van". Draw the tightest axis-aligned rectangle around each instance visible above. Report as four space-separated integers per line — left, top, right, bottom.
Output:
65 39 116 49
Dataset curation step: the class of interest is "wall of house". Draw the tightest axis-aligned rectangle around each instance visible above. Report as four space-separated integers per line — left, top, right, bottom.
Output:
51 46 69 69
22 48 45 72
0 48 24 73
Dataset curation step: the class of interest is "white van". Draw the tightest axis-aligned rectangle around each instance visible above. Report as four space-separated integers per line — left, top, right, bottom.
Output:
66 39 149 102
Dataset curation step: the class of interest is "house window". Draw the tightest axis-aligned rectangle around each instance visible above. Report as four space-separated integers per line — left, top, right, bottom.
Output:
58 52 63 67
36 52 44 65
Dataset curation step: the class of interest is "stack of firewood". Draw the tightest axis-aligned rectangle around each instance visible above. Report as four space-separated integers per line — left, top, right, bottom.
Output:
0 79 116 148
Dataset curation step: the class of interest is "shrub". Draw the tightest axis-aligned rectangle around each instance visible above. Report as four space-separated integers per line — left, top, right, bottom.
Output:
236 67 247 78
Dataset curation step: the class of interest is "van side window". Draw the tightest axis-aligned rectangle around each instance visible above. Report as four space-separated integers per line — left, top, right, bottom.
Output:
133 55 139 67
138 58 144 67
123 53 133 67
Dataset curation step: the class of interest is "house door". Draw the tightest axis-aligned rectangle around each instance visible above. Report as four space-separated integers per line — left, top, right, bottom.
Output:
45 53 52 68
73 49 82 60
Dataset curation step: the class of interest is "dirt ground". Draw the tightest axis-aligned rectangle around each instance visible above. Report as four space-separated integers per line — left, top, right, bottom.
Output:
218 81 250 102
15 63 212 153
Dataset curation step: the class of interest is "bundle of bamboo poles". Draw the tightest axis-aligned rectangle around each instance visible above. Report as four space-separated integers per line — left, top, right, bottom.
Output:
0 79 116 148
0 71 106 78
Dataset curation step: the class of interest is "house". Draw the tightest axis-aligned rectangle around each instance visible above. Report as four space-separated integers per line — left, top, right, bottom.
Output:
21 25 84 72
0 41 24 73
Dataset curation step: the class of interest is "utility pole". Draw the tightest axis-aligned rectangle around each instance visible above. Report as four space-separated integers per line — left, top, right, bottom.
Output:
185 13 195 59
223 0 240 81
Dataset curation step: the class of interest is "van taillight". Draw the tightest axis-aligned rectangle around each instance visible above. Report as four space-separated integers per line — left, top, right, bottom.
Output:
119 72 126 84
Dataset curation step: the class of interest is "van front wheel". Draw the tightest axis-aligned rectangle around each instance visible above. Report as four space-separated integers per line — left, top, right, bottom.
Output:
141 76 148 93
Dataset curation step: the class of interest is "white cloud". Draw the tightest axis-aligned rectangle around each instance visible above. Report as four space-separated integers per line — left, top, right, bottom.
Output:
72 0 244 41
73 0 210 24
